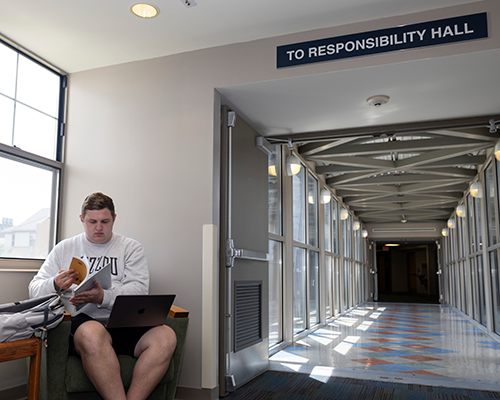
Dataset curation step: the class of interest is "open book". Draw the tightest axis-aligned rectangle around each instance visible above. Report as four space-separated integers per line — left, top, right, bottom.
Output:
69 257 112 310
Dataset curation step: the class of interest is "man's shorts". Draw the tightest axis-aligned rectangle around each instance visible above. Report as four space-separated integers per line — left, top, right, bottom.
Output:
69 313 151 357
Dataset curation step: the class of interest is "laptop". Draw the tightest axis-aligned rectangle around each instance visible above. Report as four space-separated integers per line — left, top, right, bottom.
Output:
103 294 176 329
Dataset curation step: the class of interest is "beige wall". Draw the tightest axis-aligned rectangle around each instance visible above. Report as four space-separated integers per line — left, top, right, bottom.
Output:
1 1 498 395
63 0 500 391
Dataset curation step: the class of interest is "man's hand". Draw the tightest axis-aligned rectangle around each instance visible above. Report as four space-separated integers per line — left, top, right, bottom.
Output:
69 281 104 306
54 269 79 291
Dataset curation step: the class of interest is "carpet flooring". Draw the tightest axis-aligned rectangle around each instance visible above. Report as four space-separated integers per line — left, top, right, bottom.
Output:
221 370 500 399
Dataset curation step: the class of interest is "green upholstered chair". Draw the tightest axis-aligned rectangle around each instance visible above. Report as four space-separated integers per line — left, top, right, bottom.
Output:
38 306 189 400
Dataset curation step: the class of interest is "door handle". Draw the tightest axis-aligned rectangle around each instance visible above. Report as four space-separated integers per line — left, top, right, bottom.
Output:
226 239 272 267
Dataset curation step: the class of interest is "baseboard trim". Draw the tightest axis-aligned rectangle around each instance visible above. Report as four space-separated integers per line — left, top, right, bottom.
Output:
0 384 27 400
176 385 219 400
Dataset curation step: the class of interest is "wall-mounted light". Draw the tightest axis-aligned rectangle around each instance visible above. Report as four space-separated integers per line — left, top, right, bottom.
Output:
320 188 331 204
495 141 500 161
129 3 160 18
340 207 349 220
456 204 466 218
362 229 368 238
286 155 301 176
268 165 277 176
353 221 360 230
470 181 483 198
447 218 456 229
441 227 449 237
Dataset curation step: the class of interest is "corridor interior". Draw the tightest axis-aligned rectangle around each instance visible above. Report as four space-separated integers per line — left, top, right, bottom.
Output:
269 242 499 391
270 302 500 392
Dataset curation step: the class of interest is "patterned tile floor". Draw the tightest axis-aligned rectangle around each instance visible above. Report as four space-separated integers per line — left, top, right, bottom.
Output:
270 303 500 390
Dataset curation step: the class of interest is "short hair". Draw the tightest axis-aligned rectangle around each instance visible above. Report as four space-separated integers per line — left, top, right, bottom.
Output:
81 192 115 220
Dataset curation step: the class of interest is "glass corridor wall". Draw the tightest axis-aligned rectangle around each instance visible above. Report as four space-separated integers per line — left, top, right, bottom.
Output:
268 145 369 351
442 151 500 338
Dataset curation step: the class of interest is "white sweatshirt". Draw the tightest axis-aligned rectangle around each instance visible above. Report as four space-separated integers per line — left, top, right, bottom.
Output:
28 232 149 319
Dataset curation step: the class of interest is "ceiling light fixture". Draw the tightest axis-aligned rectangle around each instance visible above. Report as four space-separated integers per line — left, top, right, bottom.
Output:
130 3 160 19
470 181 483 198
320 188 331 204
286 155 301 176
494 141 500 161
366 95 390 107
286 139 301 176
401 215 407 223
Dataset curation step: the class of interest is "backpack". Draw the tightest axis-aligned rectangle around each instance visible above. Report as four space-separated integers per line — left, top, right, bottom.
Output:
0 292 64 345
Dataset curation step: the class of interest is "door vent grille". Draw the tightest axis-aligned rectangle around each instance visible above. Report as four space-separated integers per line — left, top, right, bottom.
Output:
234 281 262 352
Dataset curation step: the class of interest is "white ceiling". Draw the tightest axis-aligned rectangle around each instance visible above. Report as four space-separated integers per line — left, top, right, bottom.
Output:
219 50 500 137
0 0 482 73
2 0 498 227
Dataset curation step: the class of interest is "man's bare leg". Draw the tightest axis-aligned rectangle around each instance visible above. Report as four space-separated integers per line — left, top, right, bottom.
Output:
126 325 177 400
74 321 127 400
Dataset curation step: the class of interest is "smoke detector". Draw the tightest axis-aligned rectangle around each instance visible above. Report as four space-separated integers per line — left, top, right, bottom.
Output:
366 95 390 107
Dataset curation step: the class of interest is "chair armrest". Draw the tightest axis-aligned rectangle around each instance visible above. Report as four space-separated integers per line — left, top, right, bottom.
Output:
169 305 189 318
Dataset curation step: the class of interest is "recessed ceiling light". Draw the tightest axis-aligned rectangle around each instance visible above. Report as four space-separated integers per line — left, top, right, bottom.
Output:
130 3 160 19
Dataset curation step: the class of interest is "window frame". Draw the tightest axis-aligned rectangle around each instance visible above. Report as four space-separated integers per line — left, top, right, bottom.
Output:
0 37 66 269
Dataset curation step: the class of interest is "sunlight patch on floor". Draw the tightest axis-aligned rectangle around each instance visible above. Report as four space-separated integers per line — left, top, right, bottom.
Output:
334 342 353 355
270 351 308 363
309 366 335 383
350 309 370 316
335 317 358 326
309 334 333 346
357 321 374 331
279 362 302 372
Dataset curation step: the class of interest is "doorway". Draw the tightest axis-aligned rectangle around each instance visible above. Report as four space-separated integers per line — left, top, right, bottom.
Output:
376 240 439 304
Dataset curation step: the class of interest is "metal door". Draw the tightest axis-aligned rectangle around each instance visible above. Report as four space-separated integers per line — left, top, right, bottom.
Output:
219 106 270 395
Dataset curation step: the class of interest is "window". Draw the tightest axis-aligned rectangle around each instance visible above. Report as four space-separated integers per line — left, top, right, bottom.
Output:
0 43 62 160
332 197 339 254
292 165 306 243
485 163 497 247
293 246 306 334
467 195 476 254
308 251 319 327
324 191 331 252
269 240 283 347
268 146 281 236
307 173 318 247
475 194 483 252
268 145 283 349
0 39 64 261
325 255 332 318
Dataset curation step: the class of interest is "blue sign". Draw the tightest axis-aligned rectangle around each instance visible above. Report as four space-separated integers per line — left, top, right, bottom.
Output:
277 13 487 68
